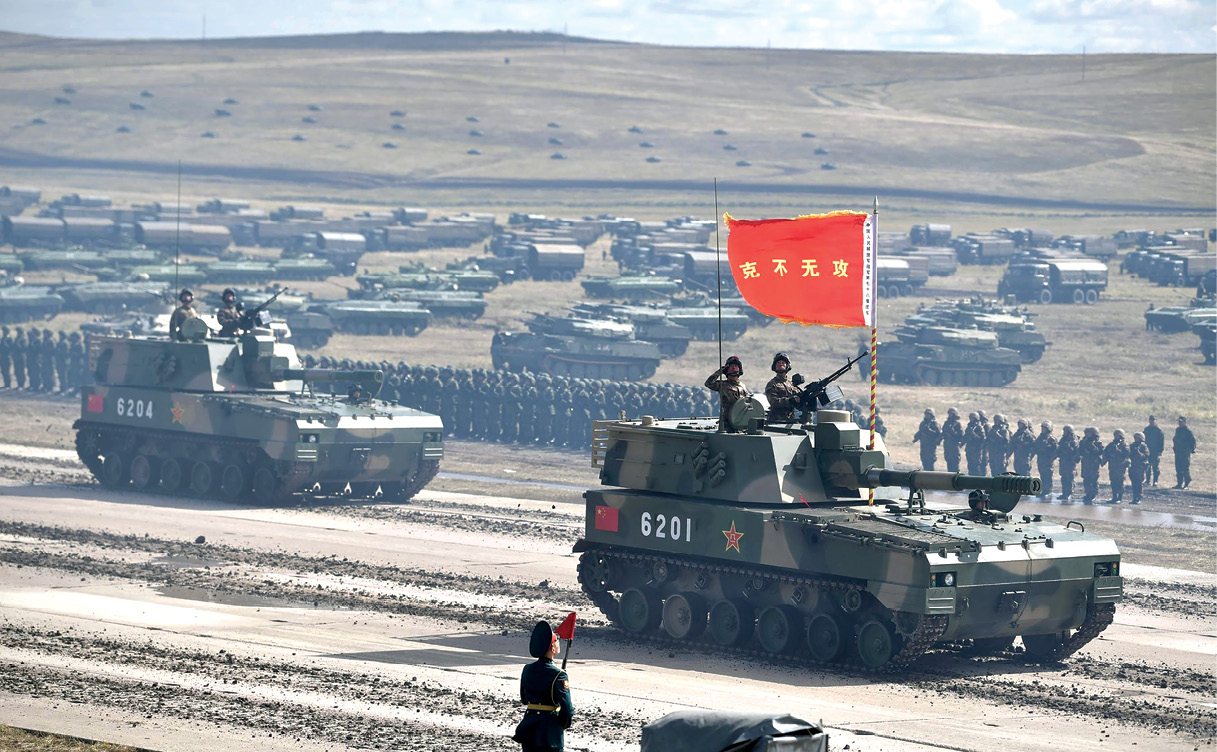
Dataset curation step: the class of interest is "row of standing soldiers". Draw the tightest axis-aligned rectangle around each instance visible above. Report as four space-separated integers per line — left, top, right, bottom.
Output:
305 356 720 449
0 326 87 395
913 409 1197 504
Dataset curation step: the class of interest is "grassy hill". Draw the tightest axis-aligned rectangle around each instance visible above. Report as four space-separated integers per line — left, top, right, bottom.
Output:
0 31 1211 218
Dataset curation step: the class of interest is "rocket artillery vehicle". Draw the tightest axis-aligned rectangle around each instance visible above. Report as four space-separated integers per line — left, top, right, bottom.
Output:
575 397 1122 671
73 310 443 503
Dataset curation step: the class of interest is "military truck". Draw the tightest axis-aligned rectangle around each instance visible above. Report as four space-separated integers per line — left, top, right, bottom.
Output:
74 317 442 503
875 324 1023 386
875 257 927 298
576 405 1121 670
320 299 432 336
952 234 1015 265
909 223 951 246
491 313 662 379
527 243 585 281
998 259 1108 304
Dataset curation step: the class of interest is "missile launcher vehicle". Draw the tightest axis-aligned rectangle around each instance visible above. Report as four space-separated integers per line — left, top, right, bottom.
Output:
74 314 443 503
575 400 1122 671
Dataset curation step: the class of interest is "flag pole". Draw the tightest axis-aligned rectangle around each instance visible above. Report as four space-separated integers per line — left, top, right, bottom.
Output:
713 178 723 369
868 196 878 506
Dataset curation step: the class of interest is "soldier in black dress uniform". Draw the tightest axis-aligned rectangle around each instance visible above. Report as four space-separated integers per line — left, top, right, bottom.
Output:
514 620 574 751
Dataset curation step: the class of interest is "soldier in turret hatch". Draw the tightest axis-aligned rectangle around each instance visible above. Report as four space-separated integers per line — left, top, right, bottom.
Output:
216 288 241 335
705 356 749 431
345 384 367 404
168 288 197 341
764 351 799 424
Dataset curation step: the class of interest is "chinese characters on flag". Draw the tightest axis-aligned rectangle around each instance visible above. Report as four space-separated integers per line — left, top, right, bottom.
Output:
725 211 874 328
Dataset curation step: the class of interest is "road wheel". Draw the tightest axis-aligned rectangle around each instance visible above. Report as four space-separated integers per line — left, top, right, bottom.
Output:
159 457 185 494
901 284 915 297
708 599 754 647
807 612 844 661
1085 289 1098 304
100 452 129 489
189 461 217 497
129 454 160 491
619 588 661 635
1038 289 1053 304
876 285 887 299
549 270 564 281
757 605 799 654
856 618 897 669
662 593 707 641
1021 631 1067 660
252 465 282 503
1071 288 1085 304
219 462 248 501
577 552 612 594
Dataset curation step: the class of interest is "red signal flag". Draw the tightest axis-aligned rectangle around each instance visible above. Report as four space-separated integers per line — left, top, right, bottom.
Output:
555 612 577 641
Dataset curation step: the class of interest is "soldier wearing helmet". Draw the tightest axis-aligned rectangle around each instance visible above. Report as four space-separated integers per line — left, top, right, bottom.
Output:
1034 421 1057 498
168 288 197 341
986 414 1011 476
1010 418 1035 476
1056 425 1080 501
912 408 942 470
1078 427 1104 504
216 288 241 335
964 411 985 475
705 356 749 432
1102 429 1131 503
764 351 799 424
1128 431 1150 504
942 407 964 473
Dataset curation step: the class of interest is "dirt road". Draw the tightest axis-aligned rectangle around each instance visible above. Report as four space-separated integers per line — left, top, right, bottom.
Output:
0 465 1213 751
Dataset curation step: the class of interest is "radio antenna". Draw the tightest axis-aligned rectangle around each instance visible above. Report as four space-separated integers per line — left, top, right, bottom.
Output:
713 178 723 368
173 159 182 292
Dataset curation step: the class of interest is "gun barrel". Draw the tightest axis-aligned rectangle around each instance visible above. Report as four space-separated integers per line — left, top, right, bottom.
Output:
274 368 384 385
863 468 1040 497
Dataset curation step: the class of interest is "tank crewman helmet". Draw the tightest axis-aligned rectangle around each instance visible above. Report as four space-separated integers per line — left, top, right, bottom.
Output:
978 410 988 420
771 351 791 372
348 384 364 400
724 355 743 377
179 288 194 302
222 288 236 300
529 620 556 658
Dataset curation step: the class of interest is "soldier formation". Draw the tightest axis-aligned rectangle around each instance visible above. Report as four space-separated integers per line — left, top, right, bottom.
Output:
915 407 1197 503
0 325 85 395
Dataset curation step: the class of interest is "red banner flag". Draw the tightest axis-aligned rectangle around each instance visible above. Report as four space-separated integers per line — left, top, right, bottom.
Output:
725 211 873 327
594 505 619 532
554 612 577 641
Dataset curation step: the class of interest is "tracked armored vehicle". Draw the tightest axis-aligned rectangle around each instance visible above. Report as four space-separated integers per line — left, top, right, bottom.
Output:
912 300 1049 363
0 279 65 323
875 324 1022 386
491 312 662 379
572 302 693 357
576 405 1122 671
321 299 432 336
57 281 168 314
74 316 442 503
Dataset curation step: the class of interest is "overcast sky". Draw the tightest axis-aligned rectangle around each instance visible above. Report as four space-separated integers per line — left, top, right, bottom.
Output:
2 0 1213 54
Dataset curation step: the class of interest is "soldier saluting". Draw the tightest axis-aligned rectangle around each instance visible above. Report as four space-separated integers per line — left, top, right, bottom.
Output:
705 356 749 432
513 620 574 752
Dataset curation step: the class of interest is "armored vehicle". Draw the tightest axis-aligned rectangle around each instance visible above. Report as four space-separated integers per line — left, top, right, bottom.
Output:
438 262 502 293
581 275 681 302
273 257 337 281
662 302 750 341
1144 304 1217 334
914 300 1049 363
0 255 23 276
74 317 442 503
203 259 276 285
491 313 662 379
0 279 65 323
80 311 166 338
1194 321 1216 364
572 302 693 357
379 289 487 320
57 281 168 314
998 259 1107 304
576 406 1121 671
17 249 110 272
321 299 432 336
876 325 1022 386
124 264 209 287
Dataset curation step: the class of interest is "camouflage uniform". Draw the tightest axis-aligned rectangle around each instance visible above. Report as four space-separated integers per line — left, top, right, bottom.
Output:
1128 433 1150 504
873 407 887 439
941 407 964 473
1010 419 1035 476
41 329 56 392
964 412 985 475
1056 426 1080 500
168 300 197 340
26 330 41 391
986 414 1011 476
1142 417 1163 486
1079 427 1104 504
55 331 69 393
68 333 84 392
1101 430 1130 503
977 411 991 468
912 409 942 471
1034 422 1057 498
1172 418 1195 489
705 358 749 432
0 327 11 388
764 352 799 424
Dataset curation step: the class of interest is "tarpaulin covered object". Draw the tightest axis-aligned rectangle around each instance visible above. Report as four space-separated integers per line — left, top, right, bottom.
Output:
641 710 827 752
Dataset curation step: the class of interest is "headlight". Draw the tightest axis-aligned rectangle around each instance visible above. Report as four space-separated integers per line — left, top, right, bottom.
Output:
931 572 957 587
299 433 319 443
1095 562 1119 577
944 572 955 587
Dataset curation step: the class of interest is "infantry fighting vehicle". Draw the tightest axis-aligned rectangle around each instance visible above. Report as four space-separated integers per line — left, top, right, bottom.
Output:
74 314 442 503
320 299 432 336
875 324 1022 386
912 300 1049 363
491 312 662 380
0 277 65 323
581 275 682 302
576 401 1122 671
572 302 693 357
378 289 487 320
57 281 168 314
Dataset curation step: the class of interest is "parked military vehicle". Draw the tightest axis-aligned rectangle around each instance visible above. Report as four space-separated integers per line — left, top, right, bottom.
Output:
74 318 443 503
57 281 168 314
321 299 432 336
913 300 1049 363
203 259 276 285
0 255 23 276
1144 304 1217 333
662 301 750 341
572 302 693 357
0 277 65 322
581 275 681 301
379 289 487 320
576 406 1121 670
875 257 925 298
438 262 502 293
491 312 662 379
123 264 209 287
1194 321 1216 364
273 256 337 281
952 234 1015 265
874 324 1023 386
526 243 586 281
17 249 110 271
998 259 1108 304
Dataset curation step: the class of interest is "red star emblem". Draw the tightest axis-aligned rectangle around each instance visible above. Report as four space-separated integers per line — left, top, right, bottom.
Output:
171 404 184 424
722 521 744 553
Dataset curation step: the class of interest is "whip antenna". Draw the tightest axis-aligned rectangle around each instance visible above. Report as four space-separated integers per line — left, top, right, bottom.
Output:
174 159 182 291
714 178 722 368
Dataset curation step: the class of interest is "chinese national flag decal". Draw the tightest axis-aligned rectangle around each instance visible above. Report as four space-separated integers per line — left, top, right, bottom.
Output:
594 505 619 532
86 393 104 413
725 211 873 328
